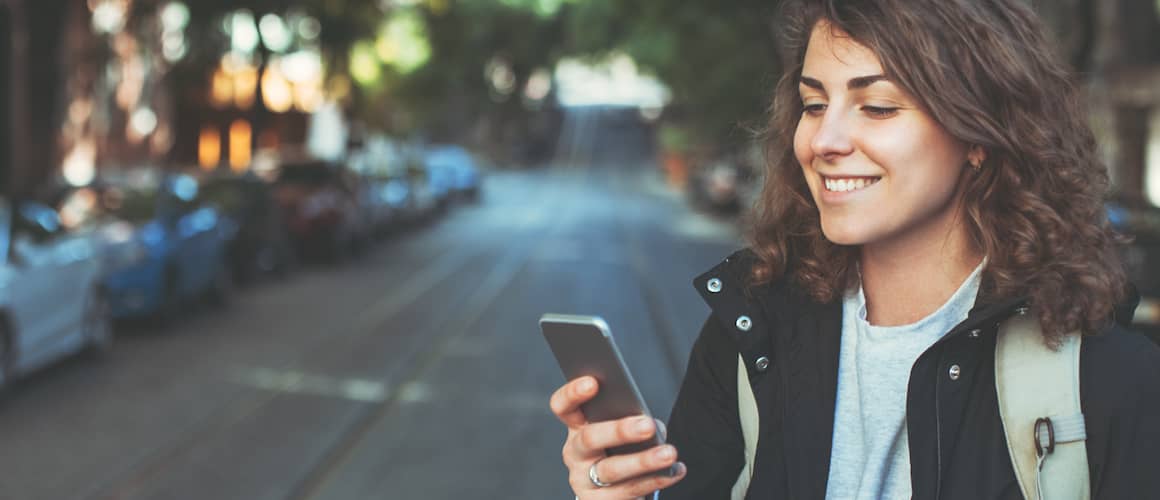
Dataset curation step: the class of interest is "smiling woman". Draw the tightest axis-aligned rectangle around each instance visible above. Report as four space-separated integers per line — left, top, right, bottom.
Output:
793 28 977 256
548 1 1160 499
754 0 1125 339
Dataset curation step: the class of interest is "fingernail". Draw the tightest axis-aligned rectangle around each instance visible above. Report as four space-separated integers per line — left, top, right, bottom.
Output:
676 462 687 476
634 417 654 434
654 446 675 461
578 378 595 392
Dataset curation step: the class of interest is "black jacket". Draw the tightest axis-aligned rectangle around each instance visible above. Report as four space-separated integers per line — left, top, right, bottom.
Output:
663 250 1160 499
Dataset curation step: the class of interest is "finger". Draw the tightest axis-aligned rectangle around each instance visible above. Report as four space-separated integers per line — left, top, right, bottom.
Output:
589 444 679 485
550 376 599 428
572 415 658 457
601 462 687 499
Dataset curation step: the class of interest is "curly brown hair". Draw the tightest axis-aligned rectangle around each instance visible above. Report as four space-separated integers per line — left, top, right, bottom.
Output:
748 0 1127 341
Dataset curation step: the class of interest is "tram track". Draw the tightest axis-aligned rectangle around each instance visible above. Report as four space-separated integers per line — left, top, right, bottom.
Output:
80 176 564 500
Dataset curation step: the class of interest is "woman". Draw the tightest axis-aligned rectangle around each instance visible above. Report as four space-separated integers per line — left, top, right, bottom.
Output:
550 0 1160 498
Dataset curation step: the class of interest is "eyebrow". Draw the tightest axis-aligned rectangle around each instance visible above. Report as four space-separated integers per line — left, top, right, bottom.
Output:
799 74 889 91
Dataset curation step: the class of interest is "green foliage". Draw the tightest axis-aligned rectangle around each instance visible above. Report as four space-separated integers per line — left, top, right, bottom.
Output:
565 0 783 151
378 1 566 137
180 0 785 153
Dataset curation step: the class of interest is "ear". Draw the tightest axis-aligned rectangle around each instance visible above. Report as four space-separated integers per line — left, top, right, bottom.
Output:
967 146 987 169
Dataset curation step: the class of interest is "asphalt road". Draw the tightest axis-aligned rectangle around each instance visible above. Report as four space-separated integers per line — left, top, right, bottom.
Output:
0 112 743 500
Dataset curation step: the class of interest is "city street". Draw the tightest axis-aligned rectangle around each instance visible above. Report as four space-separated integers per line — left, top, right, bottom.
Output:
6 1 1160 499
0 121 742 500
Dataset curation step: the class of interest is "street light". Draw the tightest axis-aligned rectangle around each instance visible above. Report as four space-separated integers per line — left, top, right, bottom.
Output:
199 126 221 169
259 14 293 53
230 10 260 54
261 63 294 113
229 120 252 171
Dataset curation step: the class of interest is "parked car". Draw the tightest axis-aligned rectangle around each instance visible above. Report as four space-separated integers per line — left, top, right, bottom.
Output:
687 158 757 213
421 151 457 209
401 155 441 222
269 159 369 262
0 196 112 391
1107 195 1160 332
76 171 236 321
369 170 435 228
42 182 153 279
686 144 763 215
346 141 402 236
199 172 296 284
423 144 482 202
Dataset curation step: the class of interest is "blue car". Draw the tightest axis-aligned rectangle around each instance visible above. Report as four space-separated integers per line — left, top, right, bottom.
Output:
1107 196 1160 332
78 171 236 320
423 144 482 202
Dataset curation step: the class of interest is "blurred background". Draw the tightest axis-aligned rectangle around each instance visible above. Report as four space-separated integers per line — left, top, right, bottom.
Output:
0 1 1158 499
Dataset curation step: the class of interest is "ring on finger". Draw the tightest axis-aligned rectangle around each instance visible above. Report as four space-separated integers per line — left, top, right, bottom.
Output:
588 460 613 488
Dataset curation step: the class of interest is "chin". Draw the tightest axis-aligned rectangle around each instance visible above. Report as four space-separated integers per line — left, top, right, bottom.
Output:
819 220 869 246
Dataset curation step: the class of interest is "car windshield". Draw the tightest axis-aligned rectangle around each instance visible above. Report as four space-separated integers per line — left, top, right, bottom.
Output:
276 163 334 185
100 186 159 223
201 180 247 214
426 148 469 167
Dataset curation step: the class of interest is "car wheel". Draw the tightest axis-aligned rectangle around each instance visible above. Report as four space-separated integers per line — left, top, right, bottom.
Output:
206 260 233 307
152 269 182 328
328 232 351 265
270 237 298 279
0 323 13 393
255 243 277 275
83 290 113 355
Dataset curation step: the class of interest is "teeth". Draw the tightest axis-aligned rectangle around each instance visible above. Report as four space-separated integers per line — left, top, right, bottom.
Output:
824 177 878 192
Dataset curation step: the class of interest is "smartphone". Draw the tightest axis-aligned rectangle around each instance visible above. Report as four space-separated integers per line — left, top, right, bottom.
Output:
540 313 674 470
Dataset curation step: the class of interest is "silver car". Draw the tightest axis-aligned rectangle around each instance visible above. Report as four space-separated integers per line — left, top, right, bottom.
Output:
0 197 112 392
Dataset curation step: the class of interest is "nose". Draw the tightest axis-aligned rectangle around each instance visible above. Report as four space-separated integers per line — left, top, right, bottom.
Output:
810 109 854 160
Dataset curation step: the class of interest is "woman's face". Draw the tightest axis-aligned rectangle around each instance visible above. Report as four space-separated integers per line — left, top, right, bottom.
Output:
793 22 971 250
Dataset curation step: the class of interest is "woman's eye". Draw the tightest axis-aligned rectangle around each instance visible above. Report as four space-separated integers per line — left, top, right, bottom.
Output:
862 106 899 118
802 103 827 116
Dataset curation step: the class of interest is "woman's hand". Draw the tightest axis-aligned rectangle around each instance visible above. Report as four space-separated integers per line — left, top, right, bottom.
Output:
550 376 687 499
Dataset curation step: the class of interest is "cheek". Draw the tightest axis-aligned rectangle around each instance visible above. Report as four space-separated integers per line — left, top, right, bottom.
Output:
793 123 820 196
792 121 813 167
870 120 966 178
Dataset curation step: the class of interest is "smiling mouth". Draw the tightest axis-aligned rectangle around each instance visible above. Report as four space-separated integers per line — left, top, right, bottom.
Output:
823 176 881 193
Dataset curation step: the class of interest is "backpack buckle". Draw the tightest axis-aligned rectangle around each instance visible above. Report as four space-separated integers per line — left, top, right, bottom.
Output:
1034 417 1055 457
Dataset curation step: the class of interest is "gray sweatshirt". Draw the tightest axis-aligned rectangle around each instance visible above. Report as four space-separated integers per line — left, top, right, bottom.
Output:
824 262 983 500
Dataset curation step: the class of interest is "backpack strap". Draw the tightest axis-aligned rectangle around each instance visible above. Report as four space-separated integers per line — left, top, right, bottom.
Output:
732 354 759 500
994 310 1090 500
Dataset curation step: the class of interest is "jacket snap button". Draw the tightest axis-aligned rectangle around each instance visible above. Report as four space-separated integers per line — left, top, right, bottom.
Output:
967 329 981 338
948 364 962 381
755 356 770 372
707 278 723 293
736 315 752 331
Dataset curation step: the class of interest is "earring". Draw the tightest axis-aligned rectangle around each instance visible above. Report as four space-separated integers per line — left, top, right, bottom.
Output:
968 146 985 171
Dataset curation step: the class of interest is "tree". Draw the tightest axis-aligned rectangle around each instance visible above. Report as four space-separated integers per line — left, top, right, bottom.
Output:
563 0 783 155
363 1 569 160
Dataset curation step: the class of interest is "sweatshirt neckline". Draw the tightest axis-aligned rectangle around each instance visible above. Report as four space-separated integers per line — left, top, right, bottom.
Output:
851 259 986 333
